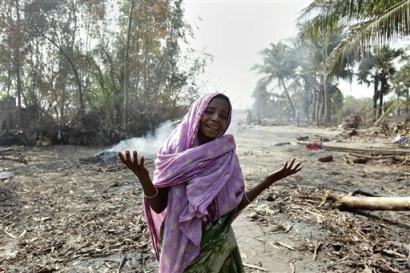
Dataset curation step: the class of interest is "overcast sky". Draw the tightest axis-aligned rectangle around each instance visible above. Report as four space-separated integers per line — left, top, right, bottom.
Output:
183 0 373 109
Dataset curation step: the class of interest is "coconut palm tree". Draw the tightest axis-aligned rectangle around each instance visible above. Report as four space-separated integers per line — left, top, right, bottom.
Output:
293 26 353 124
252 42 297 120
357 46 404 121
298 0 410 74
392 60 410 115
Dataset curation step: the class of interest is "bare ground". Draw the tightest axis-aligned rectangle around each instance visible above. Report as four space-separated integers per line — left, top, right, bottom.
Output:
1 125 409 273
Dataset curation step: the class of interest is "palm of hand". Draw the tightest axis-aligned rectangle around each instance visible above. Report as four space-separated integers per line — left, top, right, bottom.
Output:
118 150 149 180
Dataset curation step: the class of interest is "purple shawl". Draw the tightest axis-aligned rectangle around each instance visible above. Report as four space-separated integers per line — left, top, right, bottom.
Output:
144 93 245 273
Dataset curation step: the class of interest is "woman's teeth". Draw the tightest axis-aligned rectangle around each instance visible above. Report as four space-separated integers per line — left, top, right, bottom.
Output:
207 124 219 130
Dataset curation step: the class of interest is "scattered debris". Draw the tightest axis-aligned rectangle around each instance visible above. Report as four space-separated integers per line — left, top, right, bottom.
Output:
347 129 358 137
339 113 362 129
297 141 410 156
393 135 408 145
274 142 291 147
296 136 309 141
305 142 322 151
318 155 333 162
243 262 268 272
252 187 410 273
323 191 410 210
0 171 14 181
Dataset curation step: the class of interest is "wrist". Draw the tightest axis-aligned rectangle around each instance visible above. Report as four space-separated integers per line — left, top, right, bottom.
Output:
265 172 281 185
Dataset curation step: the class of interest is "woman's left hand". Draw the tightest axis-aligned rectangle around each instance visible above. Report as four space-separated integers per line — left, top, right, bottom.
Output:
265 158 303 183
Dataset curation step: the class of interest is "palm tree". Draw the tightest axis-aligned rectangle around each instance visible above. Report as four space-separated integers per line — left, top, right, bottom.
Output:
298 0 410 75
392 60 410 115
294 27 353 124
252 42 297 120
357 46 404 121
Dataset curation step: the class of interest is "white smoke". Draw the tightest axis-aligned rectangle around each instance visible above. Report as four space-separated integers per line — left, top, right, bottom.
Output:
108 120 177 156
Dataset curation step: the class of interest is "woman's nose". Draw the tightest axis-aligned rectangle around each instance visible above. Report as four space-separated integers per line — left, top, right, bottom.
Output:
211 112 222 121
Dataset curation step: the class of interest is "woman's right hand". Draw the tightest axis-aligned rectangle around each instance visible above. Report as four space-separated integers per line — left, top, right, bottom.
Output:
118 150 150 182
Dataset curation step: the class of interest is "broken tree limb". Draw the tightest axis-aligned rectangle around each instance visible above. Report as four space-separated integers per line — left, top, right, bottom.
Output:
0 146 22 155
0 155 28 164
325 192 410 210
297 141 410 156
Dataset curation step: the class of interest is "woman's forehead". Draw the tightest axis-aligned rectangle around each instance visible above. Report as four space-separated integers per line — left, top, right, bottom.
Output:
207 97 230 112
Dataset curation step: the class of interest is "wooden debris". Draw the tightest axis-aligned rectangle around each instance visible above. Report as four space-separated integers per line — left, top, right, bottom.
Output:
325 192 410 210
117 255 127 273
243 262 268 272
289 262 295 273
313 241 322 261
296 136 309 141
318 155 333 162
0 154 28 164
270 241 295 250
297 141 410 155
274 142 291 146
0 171 14 180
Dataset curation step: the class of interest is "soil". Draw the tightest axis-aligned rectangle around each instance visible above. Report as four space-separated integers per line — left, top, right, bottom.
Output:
1 125 409 273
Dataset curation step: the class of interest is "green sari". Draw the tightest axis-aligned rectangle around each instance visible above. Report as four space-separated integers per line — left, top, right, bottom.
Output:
161 211 245 273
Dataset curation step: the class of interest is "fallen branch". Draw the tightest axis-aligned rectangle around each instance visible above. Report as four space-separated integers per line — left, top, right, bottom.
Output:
117 255 127 273
297 141 410 156
0 155 28 164
325 192 410 210
313 241 322 261
243 262 268 272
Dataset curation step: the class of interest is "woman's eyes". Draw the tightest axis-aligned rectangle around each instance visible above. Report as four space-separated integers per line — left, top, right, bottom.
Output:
204 109 214 115
204 109 228 120
220 114 228 120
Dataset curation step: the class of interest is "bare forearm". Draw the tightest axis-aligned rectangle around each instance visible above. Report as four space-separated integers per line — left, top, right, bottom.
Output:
237 173 281 211
136 173 167 213
237 159 303 211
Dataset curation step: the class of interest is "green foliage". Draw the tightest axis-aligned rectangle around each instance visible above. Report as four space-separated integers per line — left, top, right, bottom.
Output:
338 96 373 124
0 0 205 141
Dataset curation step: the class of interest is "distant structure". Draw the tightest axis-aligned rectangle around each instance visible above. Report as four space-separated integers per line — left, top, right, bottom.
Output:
0 97 17 130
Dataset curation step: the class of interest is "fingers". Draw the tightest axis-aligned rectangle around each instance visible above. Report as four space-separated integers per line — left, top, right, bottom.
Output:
293 161 302 170
117 151 126 164
133 151 138 167
288 158 296 169
117 150 144 166
292 161 303 174
125 150 131 163
281 159 303 175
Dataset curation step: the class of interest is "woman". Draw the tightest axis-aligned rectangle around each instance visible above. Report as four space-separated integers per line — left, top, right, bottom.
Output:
118 93 302 273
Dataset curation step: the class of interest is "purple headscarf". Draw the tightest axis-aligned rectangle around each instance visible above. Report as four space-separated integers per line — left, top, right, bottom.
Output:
144 93 245 273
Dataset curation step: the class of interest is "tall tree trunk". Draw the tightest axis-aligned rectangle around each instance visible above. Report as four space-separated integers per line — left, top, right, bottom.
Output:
323 77 331 124
373 76 379 122
316 88 322 126
123 0 136 129
406 88 409 116
311 90 317 125
318 85 325 125
280 79 296 120
378 73 387 119
15 0 22 128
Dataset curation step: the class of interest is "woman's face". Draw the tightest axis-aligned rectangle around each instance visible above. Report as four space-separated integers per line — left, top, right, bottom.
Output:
198 97 230 143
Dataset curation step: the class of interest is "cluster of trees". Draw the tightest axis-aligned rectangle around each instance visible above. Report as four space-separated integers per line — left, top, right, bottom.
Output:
252 0 410 126
0 0 205 142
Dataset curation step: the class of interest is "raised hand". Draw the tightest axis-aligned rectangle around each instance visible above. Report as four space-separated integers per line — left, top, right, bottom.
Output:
117 150 150 182
265 158 303 183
